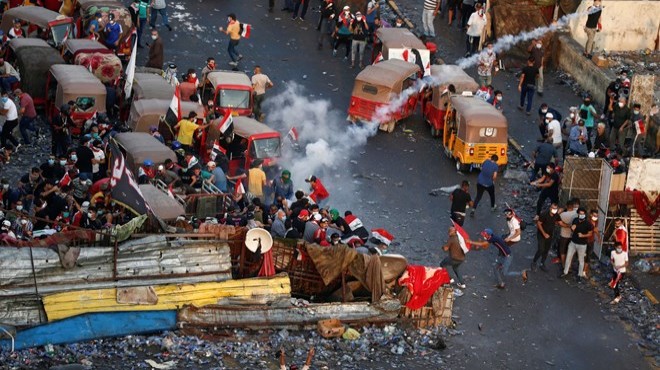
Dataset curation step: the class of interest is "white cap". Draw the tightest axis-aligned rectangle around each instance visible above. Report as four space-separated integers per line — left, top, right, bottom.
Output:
343 5 350 10
158 164 164 171
2 220 10 227
82 201 90 208
313 214 322 221
545 112 554 118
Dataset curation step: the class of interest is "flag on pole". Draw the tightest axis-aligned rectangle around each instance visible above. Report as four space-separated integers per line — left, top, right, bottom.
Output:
123 37 139 98
451 220 471 254
108 140 150 216
164 86 182 127
167 183 175 199
234 178 245 196
59 172 72 187
287 127 299 142
372 52 383 65
217 109 233 134
61 26 70 44
210 139 227 161
240 23 251 38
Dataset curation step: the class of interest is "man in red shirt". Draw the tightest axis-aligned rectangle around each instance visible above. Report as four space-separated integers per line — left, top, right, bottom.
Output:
15 89 39 145
305 175 329 207
613 218 628 253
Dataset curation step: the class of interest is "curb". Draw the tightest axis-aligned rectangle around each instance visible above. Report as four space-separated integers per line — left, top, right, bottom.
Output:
385 0 415 30
507 136 531 163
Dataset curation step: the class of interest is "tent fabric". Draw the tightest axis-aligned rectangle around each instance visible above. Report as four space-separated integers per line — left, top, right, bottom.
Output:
74 51 122 83
398 265 451 310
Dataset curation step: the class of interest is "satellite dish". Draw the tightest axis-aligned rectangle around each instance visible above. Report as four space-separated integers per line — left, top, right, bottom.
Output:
245 228 273 254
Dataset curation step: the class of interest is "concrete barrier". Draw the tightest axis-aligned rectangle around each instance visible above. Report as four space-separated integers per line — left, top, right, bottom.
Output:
554 33 613 107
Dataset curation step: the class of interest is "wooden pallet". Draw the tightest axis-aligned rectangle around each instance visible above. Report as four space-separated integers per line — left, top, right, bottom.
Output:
400 287 454 328
629 209 660 255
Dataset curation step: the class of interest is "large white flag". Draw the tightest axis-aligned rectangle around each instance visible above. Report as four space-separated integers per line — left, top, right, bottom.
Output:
123 38 139 98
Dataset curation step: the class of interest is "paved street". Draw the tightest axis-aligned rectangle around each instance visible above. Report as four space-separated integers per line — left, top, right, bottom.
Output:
142 1 653 369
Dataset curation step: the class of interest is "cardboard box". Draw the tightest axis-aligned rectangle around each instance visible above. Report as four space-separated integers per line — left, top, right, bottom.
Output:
592 54 610 68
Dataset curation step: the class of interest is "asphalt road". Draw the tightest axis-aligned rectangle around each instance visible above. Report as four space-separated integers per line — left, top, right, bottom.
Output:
142 1 651 369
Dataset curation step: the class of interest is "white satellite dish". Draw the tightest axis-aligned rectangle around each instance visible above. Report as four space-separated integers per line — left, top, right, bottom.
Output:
245 228 273 254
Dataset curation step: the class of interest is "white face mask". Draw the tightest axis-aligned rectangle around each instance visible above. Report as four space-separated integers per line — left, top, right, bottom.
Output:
87 212 94 218
536 44 542 49
541 109 547 113
191 73 196 78
496 95 502 101
550 209 558 214
633 110 640 115
356 16 363 21
60 160 67 166
487 48 493 54
20 219 27 225
2 184 8 190
570 113 575 118
618 102 625 108
546 168 553 173
151 35 157 40
578 214 586 220
70 155 77 162
591 216 598 221
478 10 484 15
615 248 622 253
16 205 23 211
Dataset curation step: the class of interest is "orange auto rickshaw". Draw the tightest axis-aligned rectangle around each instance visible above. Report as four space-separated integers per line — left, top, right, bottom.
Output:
347 59 421 133
422 64 479 137
443 94 508 172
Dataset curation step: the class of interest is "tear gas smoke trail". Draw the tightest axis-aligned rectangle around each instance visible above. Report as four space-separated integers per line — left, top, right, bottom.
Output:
264 83 378 210
374 7 600 122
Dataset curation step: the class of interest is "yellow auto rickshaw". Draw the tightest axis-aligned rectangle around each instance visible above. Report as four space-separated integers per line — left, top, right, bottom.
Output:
443 94 508 172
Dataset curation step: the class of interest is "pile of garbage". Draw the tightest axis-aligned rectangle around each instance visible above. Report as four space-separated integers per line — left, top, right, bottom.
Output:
1 324 455 370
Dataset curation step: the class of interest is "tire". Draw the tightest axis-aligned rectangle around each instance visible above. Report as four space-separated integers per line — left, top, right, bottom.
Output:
456 159 470 172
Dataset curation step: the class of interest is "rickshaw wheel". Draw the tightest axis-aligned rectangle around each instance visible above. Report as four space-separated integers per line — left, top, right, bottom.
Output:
455 159 470 173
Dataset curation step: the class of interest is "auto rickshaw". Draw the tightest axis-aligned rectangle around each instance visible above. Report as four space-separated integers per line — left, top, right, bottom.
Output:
422 64 479 137
62 39 122 84
46 64 107 136
375 28 431 76
113 132 177 175
127 98 207 142
75 0 136 61
443 94 508 172
0 7 74 47
201 70 253 117
9 38 65 107
202 116 281 176
348 59 421 133
131 72 175 101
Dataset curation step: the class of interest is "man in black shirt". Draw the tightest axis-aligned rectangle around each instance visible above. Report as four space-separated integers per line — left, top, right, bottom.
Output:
449 180 473 226
609 96 631 151
532 202 559 272
517 57 539 115
76 137 95 182
561 207 593 281
584 0 602 58
531 163 560 216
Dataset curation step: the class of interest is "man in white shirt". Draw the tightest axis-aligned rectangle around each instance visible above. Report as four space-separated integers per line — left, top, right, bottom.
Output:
504 208 521 246
0 91 20 150
546 112 563 165
609 241 628 304
465 3 487 56
91 140 106 181
251 65 273 122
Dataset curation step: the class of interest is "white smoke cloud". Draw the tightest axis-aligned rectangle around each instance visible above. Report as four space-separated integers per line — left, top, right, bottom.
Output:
264 83 378 210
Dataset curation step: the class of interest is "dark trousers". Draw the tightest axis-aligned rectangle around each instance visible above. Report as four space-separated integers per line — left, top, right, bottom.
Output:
52 132 69 157
533 232 553 266
253 94 265 119
451 212 465 226
19 115 37 144
460 4 474 28
0 118 19 148
292 0 309 18
334 35 351 57
440 257 464 285
473 183 495 209
228 39 240 62
268 0 274 10
519 84 535 113
536 189 558 216
137 17 147 46
466 35 480 55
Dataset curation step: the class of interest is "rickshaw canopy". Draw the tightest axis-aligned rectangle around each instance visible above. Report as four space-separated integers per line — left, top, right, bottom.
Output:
15 43 65 100
430 65 479 106
127 98 206 133
8 38 51 51
351 59 420 103
138 184 185 221
63 39 111 56
450 95 508 142
376 28 427 51
114 132 177 171
231 116 280 138
132 73 175 100
49 64 107 112
206 71 252 89
1 6 72 30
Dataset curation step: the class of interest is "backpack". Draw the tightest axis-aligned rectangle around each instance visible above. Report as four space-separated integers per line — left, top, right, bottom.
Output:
516 215 527 231
579 106 589 120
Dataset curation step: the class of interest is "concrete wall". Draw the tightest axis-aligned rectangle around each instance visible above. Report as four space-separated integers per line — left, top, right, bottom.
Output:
554 34 613 107
567 0 660 52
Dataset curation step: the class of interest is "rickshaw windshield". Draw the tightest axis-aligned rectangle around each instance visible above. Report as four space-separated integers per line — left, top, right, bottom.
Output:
216 89 250 109
75 97 96 112
51 23 72 45
249 137 281 159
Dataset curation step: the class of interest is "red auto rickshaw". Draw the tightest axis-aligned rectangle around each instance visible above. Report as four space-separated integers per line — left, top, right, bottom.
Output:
422 64 479 137
202 116 281 176
201 70 254 117
347 59 421 133
0 6 74 48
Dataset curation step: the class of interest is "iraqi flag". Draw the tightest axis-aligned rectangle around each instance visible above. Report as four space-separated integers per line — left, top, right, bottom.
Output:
240 23 251 38
287 127 299 142
164 86 182 127
372 52 384 65
210 139 227 161
609 272 623 289
451 220 471 254
402 48 416 64
371 228 394 246
234 178 245 196
167 183 175 199
216 110 233 134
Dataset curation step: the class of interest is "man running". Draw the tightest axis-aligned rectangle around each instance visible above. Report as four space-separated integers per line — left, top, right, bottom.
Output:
471 228 527 289
440 226 466 289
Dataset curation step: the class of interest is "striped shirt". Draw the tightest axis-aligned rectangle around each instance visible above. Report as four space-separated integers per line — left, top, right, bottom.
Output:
424 0 439 11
